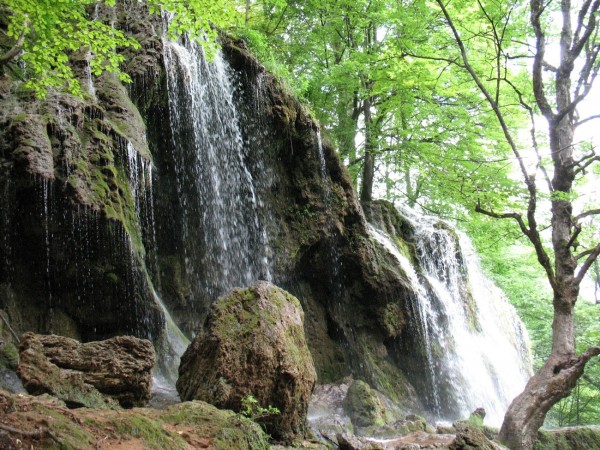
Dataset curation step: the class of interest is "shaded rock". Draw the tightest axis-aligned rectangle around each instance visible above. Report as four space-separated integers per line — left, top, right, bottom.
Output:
177 281 317 442
17 332 155 408
342 379 407 437
385 415 431 437
385 431 457 449
344 379 387 430
308 379 354 438
335 431 456 450
336 433 383 450
452 409 498 441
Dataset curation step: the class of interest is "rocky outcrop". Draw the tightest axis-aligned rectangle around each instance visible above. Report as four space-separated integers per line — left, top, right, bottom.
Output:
449 426 500 450
0 388 271 450
0 1 167 345
17 332 155 408
535 427 600 450
0 0 514 425
177 282 316 442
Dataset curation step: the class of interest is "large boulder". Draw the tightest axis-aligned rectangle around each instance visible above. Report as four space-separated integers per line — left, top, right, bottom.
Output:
17 332 155 408
177 281 317 442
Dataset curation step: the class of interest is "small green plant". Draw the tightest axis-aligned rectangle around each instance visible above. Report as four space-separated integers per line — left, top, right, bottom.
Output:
240 395 280 421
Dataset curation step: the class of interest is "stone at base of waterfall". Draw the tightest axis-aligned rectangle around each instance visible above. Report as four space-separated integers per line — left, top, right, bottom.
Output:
343 379 412 437
449 425 504 450
451 408 498 442
176 281 317 442
17 332 155 408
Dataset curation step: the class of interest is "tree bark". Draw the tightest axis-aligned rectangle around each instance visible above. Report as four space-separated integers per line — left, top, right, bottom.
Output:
499 335 600 449
360 95 374 202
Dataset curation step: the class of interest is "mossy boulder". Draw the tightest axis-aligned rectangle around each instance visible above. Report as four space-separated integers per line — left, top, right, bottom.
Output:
343 380 387 431
17 332 155 408
177 281 317 442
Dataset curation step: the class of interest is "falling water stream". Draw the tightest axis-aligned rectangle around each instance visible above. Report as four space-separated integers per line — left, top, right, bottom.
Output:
163 38 271 306
368 210 531 426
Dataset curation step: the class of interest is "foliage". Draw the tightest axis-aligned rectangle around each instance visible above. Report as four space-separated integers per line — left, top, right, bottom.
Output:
0 0 242 98
1 0 136 97
240 395 280 421
241 0 524 213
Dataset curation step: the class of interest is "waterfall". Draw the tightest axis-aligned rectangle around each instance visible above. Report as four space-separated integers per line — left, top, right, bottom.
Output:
162 38 271 311
368 209 531 426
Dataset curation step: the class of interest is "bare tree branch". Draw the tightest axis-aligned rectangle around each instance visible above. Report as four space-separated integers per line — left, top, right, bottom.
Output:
530 0 555 119
569 0 600 65
574 155 600 176
567 222 582 249
576 242 600 283
0 311 19 343
0 423 61 445
575 113 600 127
475 201 557 288
0 28 26 68
575 208 600 221
572 0 595 46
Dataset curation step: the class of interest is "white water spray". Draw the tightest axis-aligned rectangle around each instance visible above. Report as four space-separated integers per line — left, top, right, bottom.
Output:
368 209 531 426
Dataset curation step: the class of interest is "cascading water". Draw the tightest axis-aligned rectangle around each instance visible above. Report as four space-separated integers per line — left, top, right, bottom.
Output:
369 225 443 416
162 37 271 315
121 140 188 384
368 209 531 426
316 130 343 297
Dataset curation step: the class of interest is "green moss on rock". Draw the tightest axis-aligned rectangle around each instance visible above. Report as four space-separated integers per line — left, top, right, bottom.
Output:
177 281 317 443
343 380 387 430
535 427 600 450
0 388 271 450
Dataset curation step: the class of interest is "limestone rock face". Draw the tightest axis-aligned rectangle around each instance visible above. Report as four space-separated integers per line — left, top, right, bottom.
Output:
177 281 316 442
17 332 155 408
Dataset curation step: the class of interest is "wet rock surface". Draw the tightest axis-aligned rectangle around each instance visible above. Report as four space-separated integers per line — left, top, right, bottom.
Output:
17 332 155 408
177 281 317 442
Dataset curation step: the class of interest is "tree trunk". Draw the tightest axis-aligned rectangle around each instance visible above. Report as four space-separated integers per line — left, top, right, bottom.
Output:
499 114 585 449
498 339 588 449
360 96 374 202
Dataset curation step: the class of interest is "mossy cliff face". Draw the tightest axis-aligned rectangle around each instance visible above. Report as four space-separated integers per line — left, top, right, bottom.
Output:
0 2 164 342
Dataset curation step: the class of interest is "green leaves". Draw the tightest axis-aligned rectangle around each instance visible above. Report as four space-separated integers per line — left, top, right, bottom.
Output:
1 0 138 97
0 0 244 97
240 395 280 421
